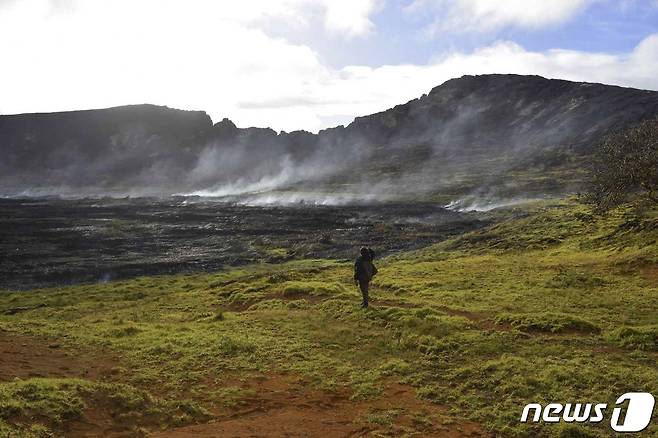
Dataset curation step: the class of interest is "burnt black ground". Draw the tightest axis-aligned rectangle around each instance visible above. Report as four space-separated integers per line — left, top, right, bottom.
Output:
0 197 487 290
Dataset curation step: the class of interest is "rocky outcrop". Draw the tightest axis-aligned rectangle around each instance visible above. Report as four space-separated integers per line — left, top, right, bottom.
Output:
1 75 658 198
0 105 212 194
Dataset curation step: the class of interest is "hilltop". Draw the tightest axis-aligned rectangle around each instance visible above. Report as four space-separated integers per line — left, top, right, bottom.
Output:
2 75 658 201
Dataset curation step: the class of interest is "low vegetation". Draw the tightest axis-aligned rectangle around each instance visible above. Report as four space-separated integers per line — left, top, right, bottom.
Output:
0 378 210 436
1 198 658 436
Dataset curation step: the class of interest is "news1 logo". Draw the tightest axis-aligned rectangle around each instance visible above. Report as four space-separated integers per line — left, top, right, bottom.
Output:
520 392 655 432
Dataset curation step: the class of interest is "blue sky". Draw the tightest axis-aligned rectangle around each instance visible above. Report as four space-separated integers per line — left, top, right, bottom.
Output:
297 0 658 67
1 0 657 132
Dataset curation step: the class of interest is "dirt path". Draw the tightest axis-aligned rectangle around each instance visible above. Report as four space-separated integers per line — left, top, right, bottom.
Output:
153 374 487 438
0 331 117 382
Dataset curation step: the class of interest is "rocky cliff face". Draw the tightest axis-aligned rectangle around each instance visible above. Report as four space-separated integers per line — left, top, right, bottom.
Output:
381 74 658 154
0 105 212 194
2 75 658 201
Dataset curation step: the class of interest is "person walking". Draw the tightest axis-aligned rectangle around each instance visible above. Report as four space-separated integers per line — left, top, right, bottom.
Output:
354 247 377 308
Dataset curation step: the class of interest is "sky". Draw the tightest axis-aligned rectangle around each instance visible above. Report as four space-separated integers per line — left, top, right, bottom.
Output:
1 0 657 132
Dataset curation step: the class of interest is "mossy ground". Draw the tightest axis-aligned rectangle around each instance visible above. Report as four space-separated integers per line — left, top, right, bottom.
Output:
1 198 658 436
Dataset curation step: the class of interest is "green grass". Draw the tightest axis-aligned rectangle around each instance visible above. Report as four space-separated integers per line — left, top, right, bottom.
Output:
495 312 600 334
1 198 658 436
0 377 210 437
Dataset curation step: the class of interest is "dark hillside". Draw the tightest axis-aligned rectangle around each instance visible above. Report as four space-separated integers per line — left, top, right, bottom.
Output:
2 75 657 200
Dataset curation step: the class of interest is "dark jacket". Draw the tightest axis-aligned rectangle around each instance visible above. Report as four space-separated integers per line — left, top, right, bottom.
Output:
354 255 378 282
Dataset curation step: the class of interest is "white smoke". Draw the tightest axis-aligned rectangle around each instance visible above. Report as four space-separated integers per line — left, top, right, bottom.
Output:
444 196 544 212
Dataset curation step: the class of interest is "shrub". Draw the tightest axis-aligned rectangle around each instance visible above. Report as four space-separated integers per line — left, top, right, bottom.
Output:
585 118 658 211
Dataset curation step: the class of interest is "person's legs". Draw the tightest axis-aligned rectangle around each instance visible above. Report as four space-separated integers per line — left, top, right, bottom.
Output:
359 280 369 308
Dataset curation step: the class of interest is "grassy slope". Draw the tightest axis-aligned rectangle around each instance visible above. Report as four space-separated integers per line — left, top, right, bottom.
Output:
1 198 658 437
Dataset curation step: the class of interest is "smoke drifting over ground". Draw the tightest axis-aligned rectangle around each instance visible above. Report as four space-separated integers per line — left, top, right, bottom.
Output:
2 74 658 205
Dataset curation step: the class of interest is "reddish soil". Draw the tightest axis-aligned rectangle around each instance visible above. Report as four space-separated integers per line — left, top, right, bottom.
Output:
1 332 487 437
153 373 488 438
0 331 117 382
0 331 134 437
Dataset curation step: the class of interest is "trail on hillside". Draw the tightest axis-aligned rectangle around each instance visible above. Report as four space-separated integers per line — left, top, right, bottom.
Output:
0 333 487 437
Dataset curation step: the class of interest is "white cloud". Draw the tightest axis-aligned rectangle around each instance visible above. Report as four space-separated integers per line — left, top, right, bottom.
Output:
407 0 592 34
0 1 657 133
425 35 658 91
233 34 658 132
321 0 379 37
0 0 378 131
